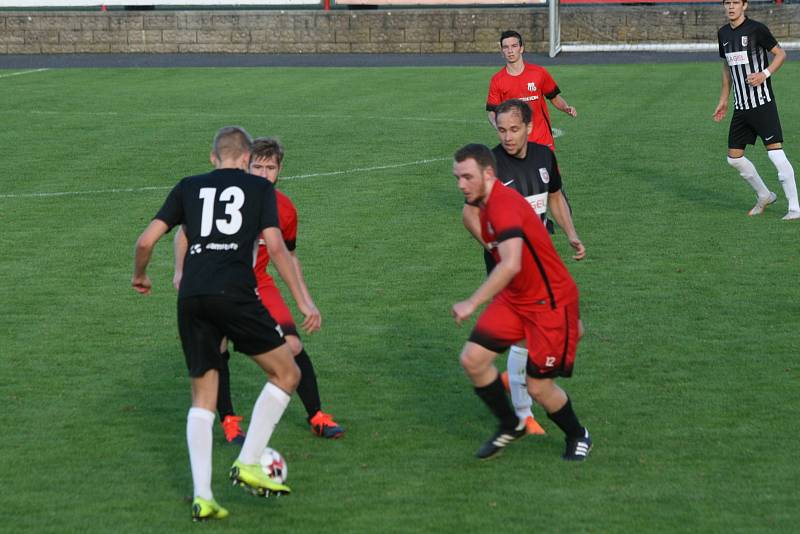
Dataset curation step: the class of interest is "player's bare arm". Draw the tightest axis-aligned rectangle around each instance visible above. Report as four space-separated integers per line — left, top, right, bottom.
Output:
548 191 585 261
452 237 522 325
132 219 169 295
289 251 316 312
746 44 786 87
263 227 321 333
172 225 188 290
462 204 491 250
487 110 498 130
551 95 577 118
713 62 731 122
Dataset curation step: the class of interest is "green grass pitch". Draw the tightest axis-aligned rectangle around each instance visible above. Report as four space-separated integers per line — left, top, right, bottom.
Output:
1 62 799 532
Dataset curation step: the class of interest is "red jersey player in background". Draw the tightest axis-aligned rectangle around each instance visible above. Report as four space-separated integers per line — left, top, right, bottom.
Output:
174 138 344 443
451 143 591 461
486 30 577 151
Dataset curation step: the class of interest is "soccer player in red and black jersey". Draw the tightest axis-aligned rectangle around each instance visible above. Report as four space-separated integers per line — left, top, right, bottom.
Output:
713 0 799 220
174 139 344 442
486 30 577 152
133 126 321 520
451 143 591 461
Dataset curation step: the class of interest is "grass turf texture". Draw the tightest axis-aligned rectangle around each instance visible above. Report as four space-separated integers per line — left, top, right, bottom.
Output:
1 63 798 532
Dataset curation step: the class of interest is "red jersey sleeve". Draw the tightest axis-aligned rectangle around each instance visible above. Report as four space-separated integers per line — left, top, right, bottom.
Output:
277 191 298 252
486 70 504 111
539 67 560 100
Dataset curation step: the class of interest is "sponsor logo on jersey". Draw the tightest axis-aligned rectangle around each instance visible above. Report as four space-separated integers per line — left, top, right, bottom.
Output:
206 242 239 251
725 51 749 66
741 36 748 47
538 167 550 184
527 81 537 92
520 95 539 102
190 244 203 255
525 192 548 215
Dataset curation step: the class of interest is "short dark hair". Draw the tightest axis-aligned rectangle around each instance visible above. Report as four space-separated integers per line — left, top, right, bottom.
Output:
212 126 252 161
250 137 285 165
454 143 497 175
500 30 523 48
495 99 532 125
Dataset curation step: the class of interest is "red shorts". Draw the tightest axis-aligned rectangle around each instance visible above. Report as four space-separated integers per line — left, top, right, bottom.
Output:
257 279 298 338
469 296 580 378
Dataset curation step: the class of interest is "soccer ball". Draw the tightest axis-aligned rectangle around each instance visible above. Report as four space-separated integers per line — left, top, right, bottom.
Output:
259 447 287 484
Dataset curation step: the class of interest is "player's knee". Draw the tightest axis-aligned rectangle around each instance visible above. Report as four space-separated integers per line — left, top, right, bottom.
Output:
286 335 303 356
284 360 301 390
459 350 483 377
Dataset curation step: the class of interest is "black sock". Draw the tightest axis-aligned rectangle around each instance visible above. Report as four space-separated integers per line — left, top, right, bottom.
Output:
474 375 518 430
295 349 322 420
547 397 584 439
216 350 235 420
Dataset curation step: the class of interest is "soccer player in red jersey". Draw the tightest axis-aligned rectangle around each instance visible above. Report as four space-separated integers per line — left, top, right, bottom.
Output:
451 143 591 461
486 30 577 151
174 138 343 442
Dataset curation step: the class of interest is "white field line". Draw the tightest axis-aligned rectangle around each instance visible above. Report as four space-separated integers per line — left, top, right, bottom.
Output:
0 68 50 79
0 157 451 200
0 108 482 124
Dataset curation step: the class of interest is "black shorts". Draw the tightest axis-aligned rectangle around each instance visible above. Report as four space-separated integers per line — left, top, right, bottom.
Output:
177 294 285 377
728 101 783 149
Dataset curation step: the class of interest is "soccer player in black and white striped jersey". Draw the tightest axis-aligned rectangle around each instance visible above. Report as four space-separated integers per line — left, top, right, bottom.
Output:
713 0 800 220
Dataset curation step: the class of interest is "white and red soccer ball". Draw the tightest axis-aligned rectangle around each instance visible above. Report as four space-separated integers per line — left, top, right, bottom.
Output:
259 447 287 484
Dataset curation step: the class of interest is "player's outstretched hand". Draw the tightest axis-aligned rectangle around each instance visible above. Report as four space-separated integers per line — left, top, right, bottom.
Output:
132 275 152 295
565 106 577 118
451 300 476 326
571 239 586 261
713 102 727 123
172 271 182 291
299 302 321 334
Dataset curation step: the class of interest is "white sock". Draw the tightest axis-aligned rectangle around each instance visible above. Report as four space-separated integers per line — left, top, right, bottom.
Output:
187 407 216 501
507 345 534 420
728 156 770 199
238 382 291 465
768 149 800 211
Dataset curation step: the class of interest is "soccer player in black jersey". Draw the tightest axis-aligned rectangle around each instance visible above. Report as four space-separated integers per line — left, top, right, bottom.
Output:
713 0 799 220
463 99 585 439
132 126 321 521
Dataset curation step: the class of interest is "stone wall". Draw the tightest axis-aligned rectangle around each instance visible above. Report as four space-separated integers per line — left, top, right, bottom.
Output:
0 4 798 54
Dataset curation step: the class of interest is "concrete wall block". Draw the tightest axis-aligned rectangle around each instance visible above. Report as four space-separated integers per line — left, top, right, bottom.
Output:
179 43 248 53
39 17 82 31
382 12 453 30
439 27 474 42
615 25 647 42
127 30 163 44
25 30 59 44
8 43 41 53
454 41 496 53
230 30 251 44
212 14 240 29
351 41 420 53
109 15 144 31
162 30 197 43
420 41 455 53
58 30 93 44
92 30 127 43
110 43 179 53
369 28 404 43
628 9 690 26
316 42 351 53
404 27 440 43
0 31 25 44
681 24 719 41
0 45 7 53
292 14 316 31
6 16 37 30
80 16 109 31
315 14 350 31
196 30 231 43
335 28 369 43
73 43 111 53
644 25 685 40
41 43 75 53
143 14 177 30
177 13 213 30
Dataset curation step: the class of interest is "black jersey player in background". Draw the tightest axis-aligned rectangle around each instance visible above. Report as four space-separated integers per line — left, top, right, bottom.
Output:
132 126 321 521
713 0 799 220
462 99 585 438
